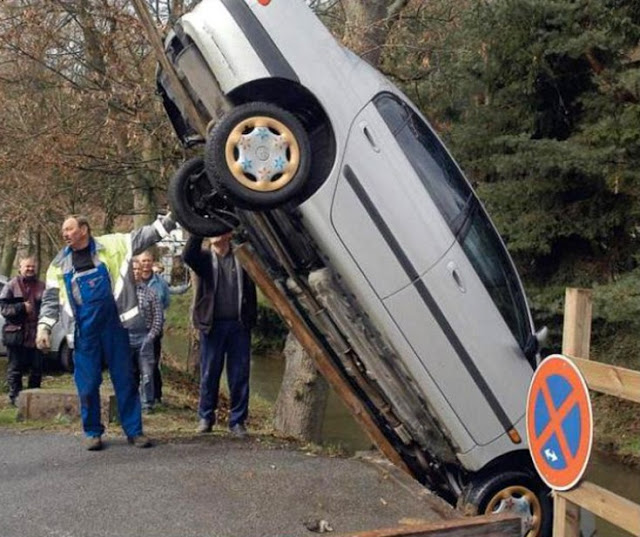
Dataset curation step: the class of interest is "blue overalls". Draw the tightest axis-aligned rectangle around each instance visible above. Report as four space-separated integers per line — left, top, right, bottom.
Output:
64 259 142 439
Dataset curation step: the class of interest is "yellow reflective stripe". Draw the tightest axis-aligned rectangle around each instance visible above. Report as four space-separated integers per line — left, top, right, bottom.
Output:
120 306 139 323
46 278 60 288
112 237 133 300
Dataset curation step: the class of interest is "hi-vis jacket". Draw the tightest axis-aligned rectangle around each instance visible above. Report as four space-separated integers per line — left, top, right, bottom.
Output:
39 215 175 337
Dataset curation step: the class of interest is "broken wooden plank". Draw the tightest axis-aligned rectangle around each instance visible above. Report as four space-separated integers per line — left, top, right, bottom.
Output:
234 241 412 475
333 513 521 537
130 0 209 136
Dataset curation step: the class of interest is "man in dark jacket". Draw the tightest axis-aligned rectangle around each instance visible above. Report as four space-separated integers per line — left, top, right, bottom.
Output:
0 256 46 406
183 232 257 437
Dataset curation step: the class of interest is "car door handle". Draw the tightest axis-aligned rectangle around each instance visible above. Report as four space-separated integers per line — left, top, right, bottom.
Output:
360 121 380 153
447 261 466 293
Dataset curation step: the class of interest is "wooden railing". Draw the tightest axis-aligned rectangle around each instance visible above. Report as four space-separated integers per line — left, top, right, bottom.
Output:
555 288 640 537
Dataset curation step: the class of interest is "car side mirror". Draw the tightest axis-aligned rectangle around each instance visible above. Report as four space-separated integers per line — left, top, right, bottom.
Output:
524 326 548 368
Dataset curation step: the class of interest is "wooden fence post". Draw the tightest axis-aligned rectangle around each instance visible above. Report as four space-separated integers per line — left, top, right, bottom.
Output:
555 288 593 537
562 288 592 359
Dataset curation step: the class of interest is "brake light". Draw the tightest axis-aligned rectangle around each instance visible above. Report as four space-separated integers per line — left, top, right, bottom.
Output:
258 0 271 5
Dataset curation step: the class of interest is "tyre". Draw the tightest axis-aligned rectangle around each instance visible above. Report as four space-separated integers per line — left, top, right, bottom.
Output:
460 469 552 537
168 156 239 237
205 102 311 210
59 341 74 373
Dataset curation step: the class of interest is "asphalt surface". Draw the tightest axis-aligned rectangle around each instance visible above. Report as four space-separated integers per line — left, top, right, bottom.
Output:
0 429 455 537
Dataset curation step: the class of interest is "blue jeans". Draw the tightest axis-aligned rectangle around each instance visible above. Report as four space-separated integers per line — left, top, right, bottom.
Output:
198 320 251 428
130 331 155 410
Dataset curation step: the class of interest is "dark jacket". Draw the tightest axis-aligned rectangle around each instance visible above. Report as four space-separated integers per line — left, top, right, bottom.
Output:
0 276 45 347
183 236 257 334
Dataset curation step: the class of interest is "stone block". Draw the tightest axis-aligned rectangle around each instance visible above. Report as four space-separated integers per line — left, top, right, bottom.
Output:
16 389 116 423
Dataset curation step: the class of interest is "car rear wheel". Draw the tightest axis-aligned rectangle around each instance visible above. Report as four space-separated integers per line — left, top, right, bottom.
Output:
460 470 552 537
168 156 239 237
205 102 311 210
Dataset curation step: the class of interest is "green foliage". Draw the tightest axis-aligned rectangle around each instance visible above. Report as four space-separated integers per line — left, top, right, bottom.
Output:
252 291 288 354
398 0 640 353
164 290 194 332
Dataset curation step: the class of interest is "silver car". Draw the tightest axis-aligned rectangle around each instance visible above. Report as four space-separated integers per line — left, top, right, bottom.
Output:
159 1 550 536
0 274 73 370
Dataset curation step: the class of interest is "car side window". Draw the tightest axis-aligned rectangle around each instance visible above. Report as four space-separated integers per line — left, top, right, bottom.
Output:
373 93 472 233
374 92 531 351
458 202 531 349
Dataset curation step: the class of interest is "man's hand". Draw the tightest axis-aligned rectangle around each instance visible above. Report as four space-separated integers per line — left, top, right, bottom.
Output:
36 324 51 352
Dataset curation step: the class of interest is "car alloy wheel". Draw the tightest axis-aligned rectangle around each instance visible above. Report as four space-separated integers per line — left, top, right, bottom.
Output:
205 102 311 210
460 469 552 537
485 484 543 537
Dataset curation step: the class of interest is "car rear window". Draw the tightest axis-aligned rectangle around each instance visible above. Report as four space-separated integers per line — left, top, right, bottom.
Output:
373 93 472 233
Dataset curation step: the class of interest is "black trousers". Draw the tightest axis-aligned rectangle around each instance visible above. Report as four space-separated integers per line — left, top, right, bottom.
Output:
7 345 43 400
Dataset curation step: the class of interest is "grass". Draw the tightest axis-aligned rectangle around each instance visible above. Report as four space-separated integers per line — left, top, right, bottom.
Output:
0 354 277 441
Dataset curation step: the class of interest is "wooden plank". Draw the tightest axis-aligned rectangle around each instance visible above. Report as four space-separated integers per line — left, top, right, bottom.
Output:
130 0 209 136
333 513 521 537
558 481 640 536
562 288 592 359
552 493 579 537
567 355 640 403
234 242 412 475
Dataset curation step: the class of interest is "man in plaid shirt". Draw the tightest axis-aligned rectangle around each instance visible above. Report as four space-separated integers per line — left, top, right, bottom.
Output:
130 258 163 413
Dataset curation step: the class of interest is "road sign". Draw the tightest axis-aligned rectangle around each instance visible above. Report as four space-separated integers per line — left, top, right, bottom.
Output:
526 354 593 491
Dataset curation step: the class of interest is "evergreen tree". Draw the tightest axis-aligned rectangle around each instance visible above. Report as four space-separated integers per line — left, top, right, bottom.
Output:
419 0 640 338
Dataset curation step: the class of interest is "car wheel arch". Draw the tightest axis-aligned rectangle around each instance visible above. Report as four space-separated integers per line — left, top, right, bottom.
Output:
227 78 338 204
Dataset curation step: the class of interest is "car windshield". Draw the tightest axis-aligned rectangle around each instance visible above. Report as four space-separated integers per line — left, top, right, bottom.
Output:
374 92 531 349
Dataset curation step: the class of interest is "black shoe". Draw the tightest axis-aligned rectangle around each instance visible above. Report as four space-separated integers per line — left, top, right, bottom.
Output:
8 396 17 407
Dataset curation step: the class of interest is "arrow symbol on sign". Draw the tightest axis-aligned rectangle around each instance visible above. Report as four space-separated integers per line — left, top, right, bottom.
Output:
544 448 558 462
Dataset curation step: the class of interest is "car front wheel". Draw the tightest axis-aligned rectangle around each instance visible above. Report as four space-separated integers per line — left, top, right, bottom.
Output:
460 469 552 537
168 156 239 237
205 102 311 210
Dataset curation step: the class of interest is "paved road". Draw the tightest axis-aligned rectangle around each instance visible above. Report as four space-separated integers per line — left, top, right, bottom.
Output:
0 429 455 537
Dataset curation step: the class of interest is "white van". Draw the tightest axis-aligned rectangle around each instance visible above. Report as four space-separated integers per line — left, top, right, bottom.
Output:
159 1 550 535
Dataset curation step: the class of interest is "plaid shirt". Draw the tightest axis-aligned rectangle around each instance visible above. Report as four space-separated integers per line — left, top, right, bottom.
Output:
135 282 163 339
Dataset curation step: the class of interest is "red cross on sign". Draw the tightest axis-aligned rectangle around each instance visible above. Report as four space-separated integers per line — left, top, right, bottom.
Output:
526 354 593 491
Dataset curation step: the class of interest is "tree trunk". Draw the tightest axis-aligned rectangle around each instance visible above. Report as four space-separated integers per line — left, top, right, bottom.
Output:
0 222 19 277
342 0 409 68
274 333 329 443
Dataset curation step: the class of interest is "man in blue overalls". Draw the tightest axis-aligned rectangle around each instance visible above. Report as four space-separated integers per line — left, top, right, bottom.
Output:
36 214 175 451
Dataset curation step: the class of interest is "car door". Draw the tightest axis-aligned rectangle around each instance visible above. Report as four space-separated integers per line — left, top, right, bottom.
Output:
331 100 454 299
365 93 534 446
